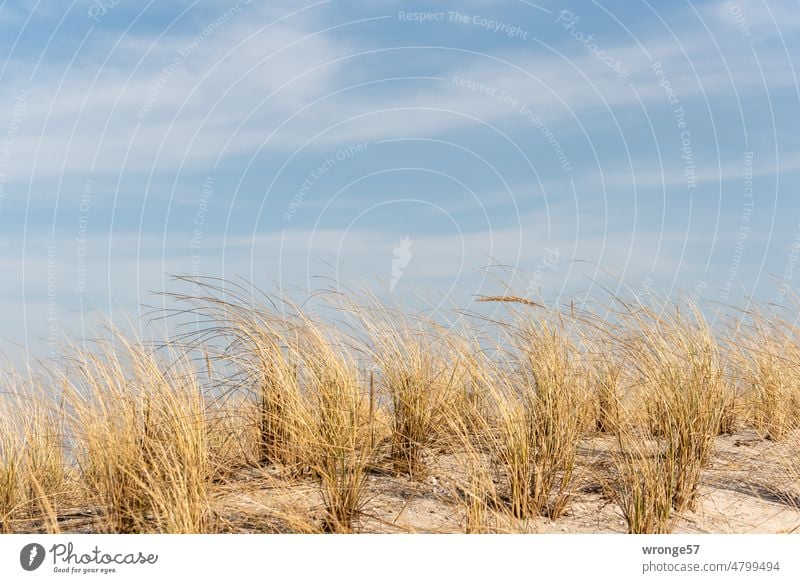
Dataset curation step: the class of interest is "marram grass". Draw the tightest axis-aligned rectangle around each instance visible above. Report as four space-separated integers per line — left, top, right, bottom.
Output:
1 281 800 534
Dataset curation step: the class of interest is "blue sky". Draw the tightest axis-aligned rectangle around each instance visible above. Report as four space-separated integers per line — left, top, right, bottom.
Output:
1 0 799 359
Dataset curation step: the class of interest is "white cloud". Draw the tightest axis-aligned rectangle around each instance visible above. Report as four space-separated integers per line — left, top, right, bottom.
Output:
3 2 794 192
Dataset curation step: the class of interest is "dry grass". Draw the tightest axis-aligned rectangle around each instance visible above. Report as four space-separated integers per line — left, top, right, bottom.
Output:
605 302 727 514
592 354 622 434
298 322 373 532
729 311 800 441
514 314 591 518
477 311 589 520
66 336 210 533
1 281 799 534
357 306 456 478
0 373 67 533
611 432 676 534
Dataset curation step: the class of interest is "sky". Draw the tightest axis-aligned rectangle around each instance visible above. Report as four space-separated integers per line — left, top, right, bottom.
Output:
1 0 799 361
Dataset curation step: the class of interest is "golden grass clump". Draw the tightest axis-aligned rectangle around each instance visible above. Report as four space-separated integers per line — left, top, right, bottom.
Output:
611 432 676 534
494 397 536 520
162 279 310 471
515 314 590 518
729 313 800 441
614 302 726 514
299 323 372 532
170 281 378 532
0 375 67 533
68 336 210 533
216 305 306 469
0 410 21 532
358 307 456 478
480 307 589 520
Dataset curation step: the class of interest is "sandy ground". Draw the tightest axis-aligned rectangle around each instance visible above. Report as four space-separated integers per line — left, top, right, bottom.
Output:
209 430 800 534
12 431 800 534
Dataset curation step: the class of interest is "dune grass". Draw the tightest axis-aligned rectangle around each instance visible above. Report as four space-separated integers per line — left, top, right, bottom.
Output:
65 337 210 534
0 282 799 533
0 376 67 533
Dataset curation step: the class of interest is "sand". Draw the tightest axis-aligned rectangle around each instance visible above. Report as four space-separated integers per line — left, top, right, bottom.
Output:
10 430 799 534
208 430 800 534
